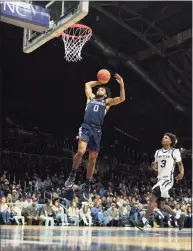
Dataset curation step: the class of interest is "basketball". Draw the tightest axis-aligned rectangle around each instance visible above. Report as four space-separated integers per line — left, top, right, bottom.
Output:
97 69 111 83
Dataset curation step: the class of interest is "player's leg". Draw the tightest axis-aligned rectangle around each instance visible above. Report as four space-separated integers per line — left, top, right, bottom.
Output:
82 151 98 200
65 139 87 188
72 139 87 170
86 151 98 180
157 199 185 230
134 192 158 230
82 130 100 200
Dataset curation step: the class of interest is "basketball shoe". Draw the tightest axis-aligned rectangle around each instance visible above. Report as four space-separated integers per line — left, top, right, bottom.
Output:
65 172 76 188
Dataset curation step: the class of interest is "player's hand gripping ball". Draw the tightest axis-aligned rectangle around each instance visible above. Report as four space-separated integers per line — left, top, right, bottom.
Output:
97 69 111 84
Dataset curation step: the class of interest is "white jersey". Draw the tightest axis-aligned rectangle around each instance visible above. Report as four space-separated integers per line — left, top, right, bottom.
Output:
155 148 181 181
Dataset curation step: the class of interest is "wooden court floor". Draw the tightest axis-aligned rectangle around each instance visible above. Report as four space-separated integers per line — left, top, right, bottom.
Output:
0 225 191 251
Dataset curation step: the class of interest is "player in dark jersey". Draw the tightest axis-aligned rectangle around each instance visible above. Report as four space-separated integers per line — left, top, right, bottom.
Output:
65 73 125 200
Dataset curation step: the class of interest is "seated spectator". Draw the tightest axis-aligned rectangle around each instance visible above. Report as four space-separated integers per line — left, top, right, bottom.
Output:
119 202 131 225
172 204 182 227
52 188 60 200
44 177 52 190
116 197 123 207
181 201 188 215
107 203 123 227
40 199 55 226
19 197 31 209
0 197 11 224
95 195 102 205
79 202 92 226
129 202 139 223
52 199 68 226
185 206 192 228
98 210 111 226
60 188 71 209
0 190 5 198
11 205 25 225
68 202 79 226
101 197 108 211
73 194 79 205
26 199 42 225
12 190 20 203
91 202 102 222
36 192 44 204
6 193 12 203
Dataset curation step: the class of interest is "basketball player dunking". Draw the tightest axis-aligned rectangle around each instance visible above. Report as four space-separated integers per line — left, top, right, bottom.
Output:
65 73 125 200
134 133 185 230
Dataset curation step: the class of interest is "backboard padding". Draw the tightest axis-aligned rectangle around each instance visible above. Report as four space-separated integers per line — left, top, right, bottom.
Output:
23 1 89 53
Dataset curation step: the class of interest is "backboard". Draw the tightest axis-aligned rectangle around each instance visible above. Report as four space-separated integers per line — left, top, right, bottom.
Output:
23 1 89 53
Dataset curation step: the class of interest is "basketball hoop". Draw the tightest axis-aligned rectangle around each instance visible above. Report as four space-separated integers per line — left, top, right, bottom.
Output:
57 24 92 62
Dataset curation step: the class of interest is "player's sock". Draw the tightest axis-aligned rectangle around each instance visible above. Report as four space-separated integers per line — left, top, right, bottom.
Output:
142 217 148 224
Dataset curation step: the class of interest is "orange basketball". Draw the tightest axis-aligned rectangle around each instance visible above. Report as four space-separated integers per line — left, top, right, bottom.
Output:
97 69 111 83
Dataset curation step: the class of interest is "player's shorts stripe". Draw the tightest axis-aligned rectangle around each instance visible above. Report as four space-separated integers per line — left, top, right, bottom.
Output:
162 180 169 186
164 181 170 187
165 180 173 188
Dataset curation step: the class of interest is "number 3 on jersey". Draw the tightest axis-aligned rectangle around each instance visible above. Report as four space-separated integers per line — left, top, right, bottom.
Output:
93 105 99 112
161 160 166 168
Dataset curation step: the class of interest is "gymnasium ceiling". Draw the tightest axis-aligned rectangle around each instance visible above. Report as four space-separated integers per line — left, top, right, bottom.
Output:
2 1 192 148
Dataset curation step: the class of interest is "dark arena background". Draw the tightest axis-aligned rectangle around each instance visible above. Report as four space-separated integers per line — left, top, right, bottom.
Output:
1 1 192 251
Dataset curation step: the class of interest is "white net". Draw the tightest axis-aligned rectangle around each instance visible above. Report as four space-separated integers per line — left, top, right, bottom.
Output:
62 24 92 62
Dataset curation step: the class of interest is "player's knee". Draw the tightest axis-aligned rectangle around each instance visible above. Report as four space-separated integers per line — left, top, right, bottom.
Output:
157 202 164 210
77 149 85 157
149 195 157 203
89 153 98 165
89 152 98 161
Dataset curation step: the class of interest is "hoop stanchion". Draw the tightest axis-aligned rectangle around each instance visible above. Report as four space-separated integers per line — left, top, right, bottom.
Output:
57 24 92 62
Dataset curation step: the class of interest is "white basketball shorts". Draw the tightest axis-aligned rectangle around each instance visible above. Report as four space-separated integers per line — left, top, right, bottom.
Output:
152 179 174 199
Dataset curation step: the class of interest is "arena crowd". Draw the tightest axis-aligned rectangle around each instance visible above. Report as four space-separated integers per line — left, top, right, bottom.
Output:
0 125 192 228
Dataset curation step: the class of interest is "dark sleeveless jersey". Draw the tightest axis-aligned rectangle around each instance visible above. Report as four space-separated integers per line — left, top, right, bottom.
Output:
84 97 107 127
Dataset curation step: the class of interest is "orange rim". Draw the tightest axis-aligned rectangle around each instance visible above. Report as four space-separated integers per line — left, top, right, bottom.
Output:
56 24 92 39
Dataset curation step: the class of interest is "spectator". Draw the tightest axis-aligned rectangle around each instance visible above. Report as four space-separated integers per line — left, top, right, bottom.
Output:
36 192 44 204
52 188 60 200
173 204 182 227
11 205 25 225
52 199 68 226
119 202 131 225
107 203 122 227
79 202 92 226
181 201 188 215
6 193 12 203
12 190 20 203
44 177 52 189
68 202 79 226
40 199 55 226
26 199 42 225
60 188 71 209
185 206 192 228
129 202 138 223
0 197 11 224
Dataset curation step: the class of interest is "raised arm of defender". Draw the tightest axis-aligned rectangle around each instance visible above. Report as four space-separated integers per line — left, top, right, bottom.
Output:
106 74 125 106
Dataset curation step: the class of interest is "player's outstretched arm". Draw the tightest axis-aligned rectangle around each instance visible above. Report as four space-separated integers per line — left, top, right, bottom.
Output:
106 74 125 106
85 81 102 99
